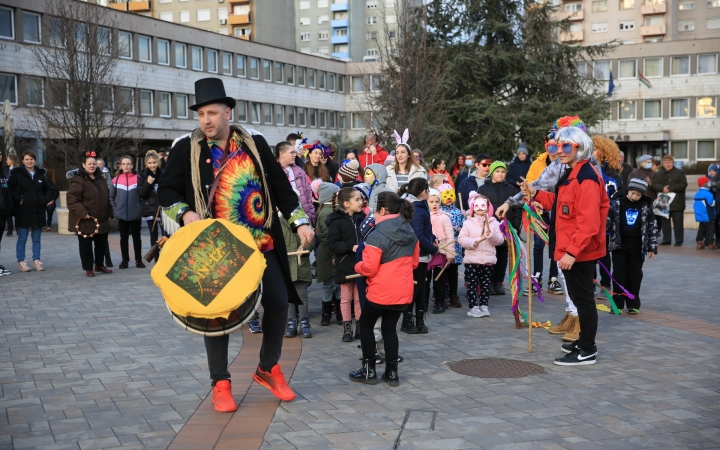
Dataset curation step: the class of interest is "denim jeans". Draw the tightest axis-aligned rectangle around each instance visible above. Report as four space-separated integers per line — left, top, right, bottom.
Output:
16 227 42 261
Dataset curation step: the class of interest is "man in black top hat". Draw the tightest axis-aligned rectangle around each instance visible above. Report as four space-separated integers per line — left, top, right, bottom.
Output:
158 78 314 411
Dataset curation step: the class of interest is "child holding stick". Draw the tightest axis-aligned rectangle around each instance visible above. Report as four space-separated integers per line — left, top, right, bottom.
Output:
427 189 456 314
458 192 504 318
439 184 465 308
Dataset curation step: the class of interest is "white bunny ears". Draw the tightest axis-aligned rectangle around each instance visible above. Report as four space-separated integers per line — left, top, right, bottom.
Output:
393 128 411 151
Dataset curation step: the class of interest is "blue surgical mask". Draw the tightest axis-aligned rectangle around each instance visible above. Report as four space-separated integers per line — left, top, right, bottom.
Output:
643 162 652 169
465 160 473 167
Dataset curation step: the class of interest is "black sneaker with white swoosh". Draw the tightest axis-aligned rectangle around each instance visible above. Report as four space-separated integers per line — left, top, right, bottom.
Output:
554 346 597 365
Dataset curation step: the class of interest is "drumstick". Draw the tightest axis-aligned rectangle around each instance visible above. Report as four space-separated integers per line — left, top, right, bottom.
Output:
151 207 161 232
434 260 452 281
143 235 169 263
458 193 464 213
438 240 457 252
346 273 417 284
287 250 311 256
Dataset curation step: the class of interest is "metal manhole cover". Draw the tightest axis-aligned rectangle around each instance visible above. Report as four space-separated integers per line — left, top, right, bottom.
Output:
448 358 545 378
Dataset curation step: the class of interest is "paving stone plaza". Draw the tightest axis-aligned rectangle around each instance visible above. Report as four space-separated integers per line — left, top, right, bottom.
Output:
1 230 719 450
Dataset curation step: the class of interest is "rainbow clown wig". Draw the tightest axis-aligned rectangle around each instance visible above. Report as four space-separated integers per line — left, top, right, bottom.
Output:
546 115 587 142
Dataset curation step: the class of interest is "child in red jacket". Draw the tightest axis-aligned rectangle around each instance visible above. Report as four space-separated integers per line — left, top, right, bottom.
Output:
522 127 609 367
349 192 419 387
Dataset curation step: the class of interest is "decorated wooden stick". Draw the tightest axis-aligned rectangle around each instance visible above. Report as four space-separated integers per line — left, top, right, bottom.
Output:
525 193 533 353
438 240 457 252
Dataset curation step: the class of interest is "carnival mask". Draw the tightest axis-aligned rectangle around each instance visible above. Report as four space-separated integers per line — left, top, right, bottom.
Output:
473 197 488 213
364 168 376 184
440 190 455 205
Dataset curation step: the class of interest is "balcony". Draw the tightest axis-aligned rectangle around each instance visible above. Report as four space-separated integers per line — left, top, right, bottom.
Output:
332 52 350 60
560 31 584 42
558 10 584 21
107 2 127 11
331 35 349 44
229 13 251 25
641 24 666 35
331 3 349 11
641 3 666 14
331 19 349 28
229 0 250 3
238 35 250 41
128 1 151 12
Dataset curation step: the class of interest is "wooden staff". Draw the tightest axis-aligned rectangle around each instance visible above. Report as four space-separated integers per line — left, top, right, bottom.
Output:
458 193 464 213
434 260 451 281
150 207 161 232
526 192 533 352
438 240 457 252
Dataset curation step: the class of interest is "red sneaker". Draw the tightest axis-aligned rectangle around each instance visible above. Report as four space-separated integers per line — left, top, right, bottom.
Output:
212 380 237 412
252 364 296 401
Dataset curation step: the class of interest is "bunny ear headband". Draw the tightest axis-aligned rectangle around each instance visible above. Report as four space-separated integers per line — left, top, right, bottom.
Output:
393 128 411 151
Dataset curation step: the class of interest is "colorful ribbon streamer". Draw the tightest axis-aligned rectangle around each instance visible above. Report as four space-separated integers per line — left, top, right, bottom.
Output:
522 203 549 244
593 280 620 315
597 260 635 299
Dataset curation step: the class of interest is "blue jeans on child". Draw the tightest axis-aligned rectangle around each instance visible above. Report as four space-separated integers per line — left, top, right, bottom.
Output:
16 227 42 261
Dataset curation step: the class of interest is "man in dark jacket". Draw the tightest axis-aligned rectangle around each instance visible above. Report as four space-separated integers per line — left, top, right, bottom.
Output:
618 151 633 188
158 78 314 410
506 144 531 187
651 154 688 246
456 154 492 211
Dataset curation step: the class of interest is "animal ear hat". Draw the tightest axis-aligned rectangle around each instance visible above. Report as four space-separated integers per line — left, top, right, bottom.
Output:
467 191 494 218
393 128 411 152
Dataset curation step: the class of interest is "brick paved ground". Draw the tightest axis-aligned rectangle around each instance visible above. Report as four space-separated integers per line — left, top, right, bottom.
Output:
1 229 719 449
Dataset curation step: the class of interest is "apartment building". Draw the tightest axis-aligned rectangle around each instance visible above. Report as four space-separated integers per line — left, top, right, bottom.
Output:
554 0 720 165
105 0 295 50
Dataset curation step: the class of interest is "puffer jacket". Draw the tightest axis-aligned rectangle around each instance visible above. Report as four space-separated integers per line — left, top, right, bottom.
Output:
386 164 428 192
66 167 113 235
525 152 551 184
355 214 419 306
441 205 465 264
325 209 366 284
430 210 454 258
365 163 394 212
110 171 142 221
506 156 532 187
137 166 163 218
285 164 316 226
404 194 438 257
607 195 658 255
693 188 716 223
534 159 610 262
458 215 505 265
652 166 688 212
8 166 55 228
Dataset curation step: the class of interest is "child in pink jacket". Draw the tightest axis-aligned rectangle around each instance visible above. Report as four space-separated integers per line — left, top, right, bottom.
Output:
428 189 455 314
458 192 505 318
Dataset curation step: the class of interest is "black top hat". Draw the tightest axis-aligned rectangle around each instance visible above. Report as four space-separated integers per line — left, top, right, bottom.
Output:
189 78 236 111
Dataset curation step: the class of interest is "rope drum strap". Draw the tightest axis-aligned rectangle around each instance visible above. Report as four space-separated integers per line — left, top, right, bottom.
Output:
76 216 100 238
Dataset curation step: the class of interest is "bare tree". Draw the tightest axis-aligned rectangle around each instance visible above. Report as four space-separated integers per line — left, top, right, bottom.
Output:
25 0 143 171
355 0 449 158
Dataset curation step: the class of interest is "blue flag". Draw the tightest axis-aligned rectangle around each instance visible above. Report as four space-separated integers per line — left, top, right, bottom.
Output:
608 70 614 97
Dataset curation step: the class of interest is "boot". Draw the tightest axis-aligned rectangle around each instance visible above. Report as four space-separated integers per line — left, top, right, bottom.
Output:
494 282 506 296
697 241 705 250
709 243 717 250
342 321 354 342
349 359 377 385
285 316 298 338
382 360 399 387
449 296 462 308
299 317 312 338
334 298 342 324
416 311 428 334
561 315 581 342
548 311 572 335
320 302 332 326
400 313 418 334
354 320 361 339
432 302 444 314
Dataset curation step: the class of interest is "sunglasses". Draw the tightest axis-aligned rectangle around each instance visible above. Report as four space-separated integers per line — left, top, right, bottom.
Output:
544 141 579 155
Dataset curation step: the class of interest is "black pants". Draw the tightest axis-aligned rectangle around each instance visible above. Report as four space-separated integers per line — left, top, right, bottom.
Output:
660 211 684 245
5 216 13 233
407 262 428 314
465 263 492 308
446 263 459 297
77 233 109 270
426 266 448 305
118 219 142 262
204 251 289 384
596 243 611 288
696 222 714 246
46 203 56 228
562 260 597 352
715 214 720 246
611 250 643 311
359 302 402 362
491 246 508 284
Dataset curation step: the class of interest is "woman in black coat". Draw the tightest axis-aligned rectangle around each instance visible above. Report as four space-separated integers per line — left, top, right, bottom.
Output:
137 151 164 256
0 149 14 275
8 151 56 272
478 162 521 295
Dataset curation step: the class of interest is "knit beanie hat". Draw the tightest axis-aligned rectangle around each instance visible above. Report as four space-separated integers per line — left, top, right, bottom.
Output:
428 188 441 200
317 182 340 204
338 160 359 182
709 164 719 175
516 143 528 156
488 161 507 177
354 182 372 201
627 177 648 194
638 154 653 164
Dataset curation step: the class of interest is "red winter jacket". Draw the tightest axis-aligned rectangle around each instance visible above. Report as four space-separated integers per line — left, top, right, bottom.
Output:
534 159 609 263
354 214 419 306
358 146 389 172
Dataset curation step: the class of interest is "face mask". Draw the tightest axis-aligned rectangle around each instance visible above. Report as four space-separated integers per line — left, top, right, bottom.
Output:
643 162 652 169
465 160 473 167
473 198 488 213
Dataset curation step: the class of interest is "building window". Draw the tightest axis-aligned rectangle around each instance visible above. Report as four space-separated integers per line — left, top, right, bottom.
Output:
300 17 311 26
300 32 311 41
298 107 307 127
140 90 153 116
678 20 695 31
575 61 588 77
319 31 329 40
618 59 637 78
329 73 336 91
338 75 345 92
593 61 611 80
644 15 664 27
221 52 232 75
318 15 329 24
565 2 583 11
697 141 716 160
318 71 326 90
176 94 188 119
643 99 662 119
319 110 326 128
263 104 273 124
25 77 43 107
618 100 637 120
236 55 246 77
274 62 284 83
159 12 173 22
336 28 348 36
309 109 316 127
286 65 295 84
276 105 285 125
367 1 378 8
329 111 336 128
708 17 720 29
619 20 635 30
318 0 329 6
0 7 14 40
49 80 68 108
262 60 272 81
591 22 608 33
592 0 608 11
175 43 187 68
698 54 718 74
234 27 251 38
367 16 378 24
366 31 378 40
251 102 261 124
352 75 365 92
670 98 689 118
643 57 663 77
157 39 170 65
339 113 346 129
710 0 720 7
288 106 296 126
619 0 635 9
180 10 190 23
207 50 218 73
670 56 690 75
119 31 132 59
386 15 397 24
159 92 171 118
138 36 152 62
309 70 316 88
670 141 688 159
351 113 366 130
299 67 306 86
191 46 203 71
236 101 247 122
119 88 134 114
249 57 259 79
371 74 381 91
697 97 717 117
22 12 41 43
679 0 695 8
97 27 111 56
300 1 311 9
197 9 211 22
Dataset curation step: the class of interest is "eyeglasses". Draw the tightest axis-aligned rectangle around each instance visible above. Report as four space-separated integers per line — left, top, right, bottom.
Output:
544 141 579 155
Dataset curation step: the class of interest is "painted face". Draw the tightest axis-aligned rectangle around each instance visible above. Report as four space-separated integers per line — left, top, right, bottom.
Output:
440 190 456 205
364 168 376 184
473 197 488 213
